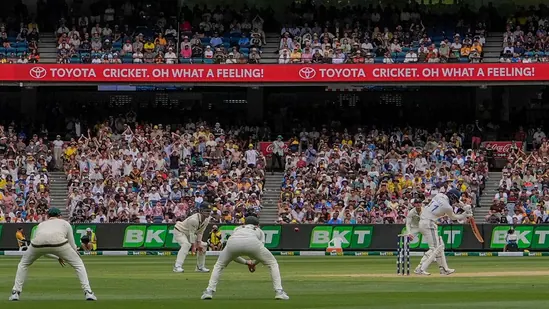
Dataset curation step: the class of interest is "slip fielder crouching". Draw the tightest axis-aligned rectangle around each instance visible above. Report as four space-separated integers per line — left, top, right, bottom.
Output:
201 215 289 300
172 202 211 273
9 208 97 301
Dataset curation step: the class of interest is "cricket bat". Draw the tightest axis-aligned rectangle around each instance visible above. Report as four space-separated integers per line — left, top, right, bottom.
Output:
469 217 484 243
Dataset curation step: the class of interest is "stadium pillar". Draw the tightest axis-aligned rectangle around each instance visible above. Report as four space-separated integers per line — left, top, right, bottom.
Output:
247 87 264 123
20 87 37 120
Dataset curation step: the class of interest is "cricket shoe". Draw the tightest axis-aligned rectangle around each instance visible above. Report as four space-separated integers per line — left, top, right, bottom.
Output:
173 266 184 273
414 268 431 276
195 267 210 273
201 289 214 300
440 267 456 276
85 290 97 301
8 290 20 301
275 290 290 300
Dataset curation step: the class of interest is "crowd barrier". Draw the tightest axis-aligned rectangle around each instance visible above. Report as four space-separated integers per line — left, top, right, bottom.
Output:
0 224 545 251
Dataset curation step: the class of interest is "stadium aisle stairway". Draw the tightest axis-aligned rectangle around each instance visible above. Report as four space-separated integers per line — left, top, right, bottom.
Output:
261 33 280 64
474 171 501 221
40 33 58 64
260 172 284 223
483 32 504 63
49 171 70 218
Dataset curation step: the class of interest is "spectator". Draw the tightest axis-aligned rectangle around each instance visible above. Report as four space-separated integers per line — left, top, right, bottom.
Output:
276 125 487 225
64 121 266 224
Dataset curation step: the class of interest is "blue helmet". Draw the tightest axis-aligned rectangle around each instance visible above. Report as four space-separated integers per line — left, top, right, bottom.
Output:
446 189 461 203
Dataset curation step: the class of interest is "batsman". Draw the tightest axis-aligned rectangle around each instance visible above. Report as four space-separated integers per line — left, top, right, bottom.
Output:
415 189 472 276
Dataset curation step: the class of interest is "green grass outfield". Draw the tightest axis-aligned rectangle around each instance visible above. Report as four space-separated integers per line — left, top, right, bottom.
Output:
0 256 548 308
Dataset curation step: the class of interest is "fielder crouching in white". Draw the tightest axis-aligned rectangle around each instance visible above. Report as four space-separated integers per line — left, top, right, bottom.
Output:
173 202 211 273
201 215 289 300
403 198 423 240
9 208 96 301
415 189 472 276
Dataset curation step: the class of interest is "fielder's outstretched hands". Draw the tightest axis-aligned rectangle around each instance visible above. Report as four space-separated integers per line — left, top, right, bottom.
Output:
246 260 256 273
58 258 66 267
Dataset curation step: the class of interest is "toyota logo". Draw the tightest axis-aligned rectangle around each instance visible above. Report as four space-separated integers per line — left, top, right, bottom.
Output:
298 67 316 80
29 67 47 79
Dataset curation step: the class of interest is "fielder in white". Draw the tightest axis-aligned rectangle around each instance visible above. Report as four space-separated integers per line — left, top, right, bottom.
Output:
173 203 211 273
201 216 289 300
415 189 472 276
9 208 96 301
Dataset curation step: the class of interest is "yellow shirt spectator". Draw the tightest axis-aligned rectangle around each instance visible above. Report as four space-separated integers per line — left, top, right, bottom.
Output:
155 36 167 47
460 46 471 57
209 229 222 246
471 42 482 53
65 146 77 157
342 139 353 146
144 42 155 52
290 50 302 63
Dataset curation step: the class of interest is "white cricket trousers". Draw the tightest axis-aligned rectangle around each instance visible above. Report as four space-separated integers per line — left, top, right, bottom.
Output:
13 243 92 292
207 238 283 292
418 219 445 269
173 230 206 269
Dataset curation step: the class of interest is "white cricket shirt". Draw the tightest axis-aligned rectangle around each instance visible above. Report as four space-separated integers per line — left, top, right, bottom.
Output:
174 213 210 243
31 218 77 250
230 224 265 243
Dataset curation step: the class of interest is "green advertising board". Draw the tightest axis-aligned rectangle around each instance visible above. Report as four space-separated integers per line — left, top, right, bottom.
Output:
122 225 281 249
309 226 374 249
399 225 464 249
218 225 281 249
490 225 549 249
123 225 179 248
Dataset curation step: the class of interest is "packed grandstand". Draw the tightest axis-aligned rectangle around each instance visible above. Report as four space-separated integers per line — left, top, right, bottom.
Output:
0 0 546 228
0 0 543 64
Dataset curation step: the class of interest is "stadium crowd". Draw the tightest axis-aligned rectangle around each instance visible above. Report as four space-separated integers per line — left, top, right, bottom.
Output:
62 117 266 224
278 11 485 64
0 20 40 63
0 126 52 223
485 128 549 224
55 2 268 64
500 7 549 63
273 125 488 224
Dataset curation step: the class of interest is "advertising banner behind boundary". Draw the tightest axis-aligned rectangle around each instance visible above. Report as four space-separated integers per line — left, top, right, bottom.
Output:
0 224 539 251
1 64 545 83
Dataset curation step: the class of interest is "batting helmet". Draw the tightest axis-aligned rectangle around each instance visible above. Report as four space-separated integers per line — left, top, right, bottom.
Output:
244 215 260 226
